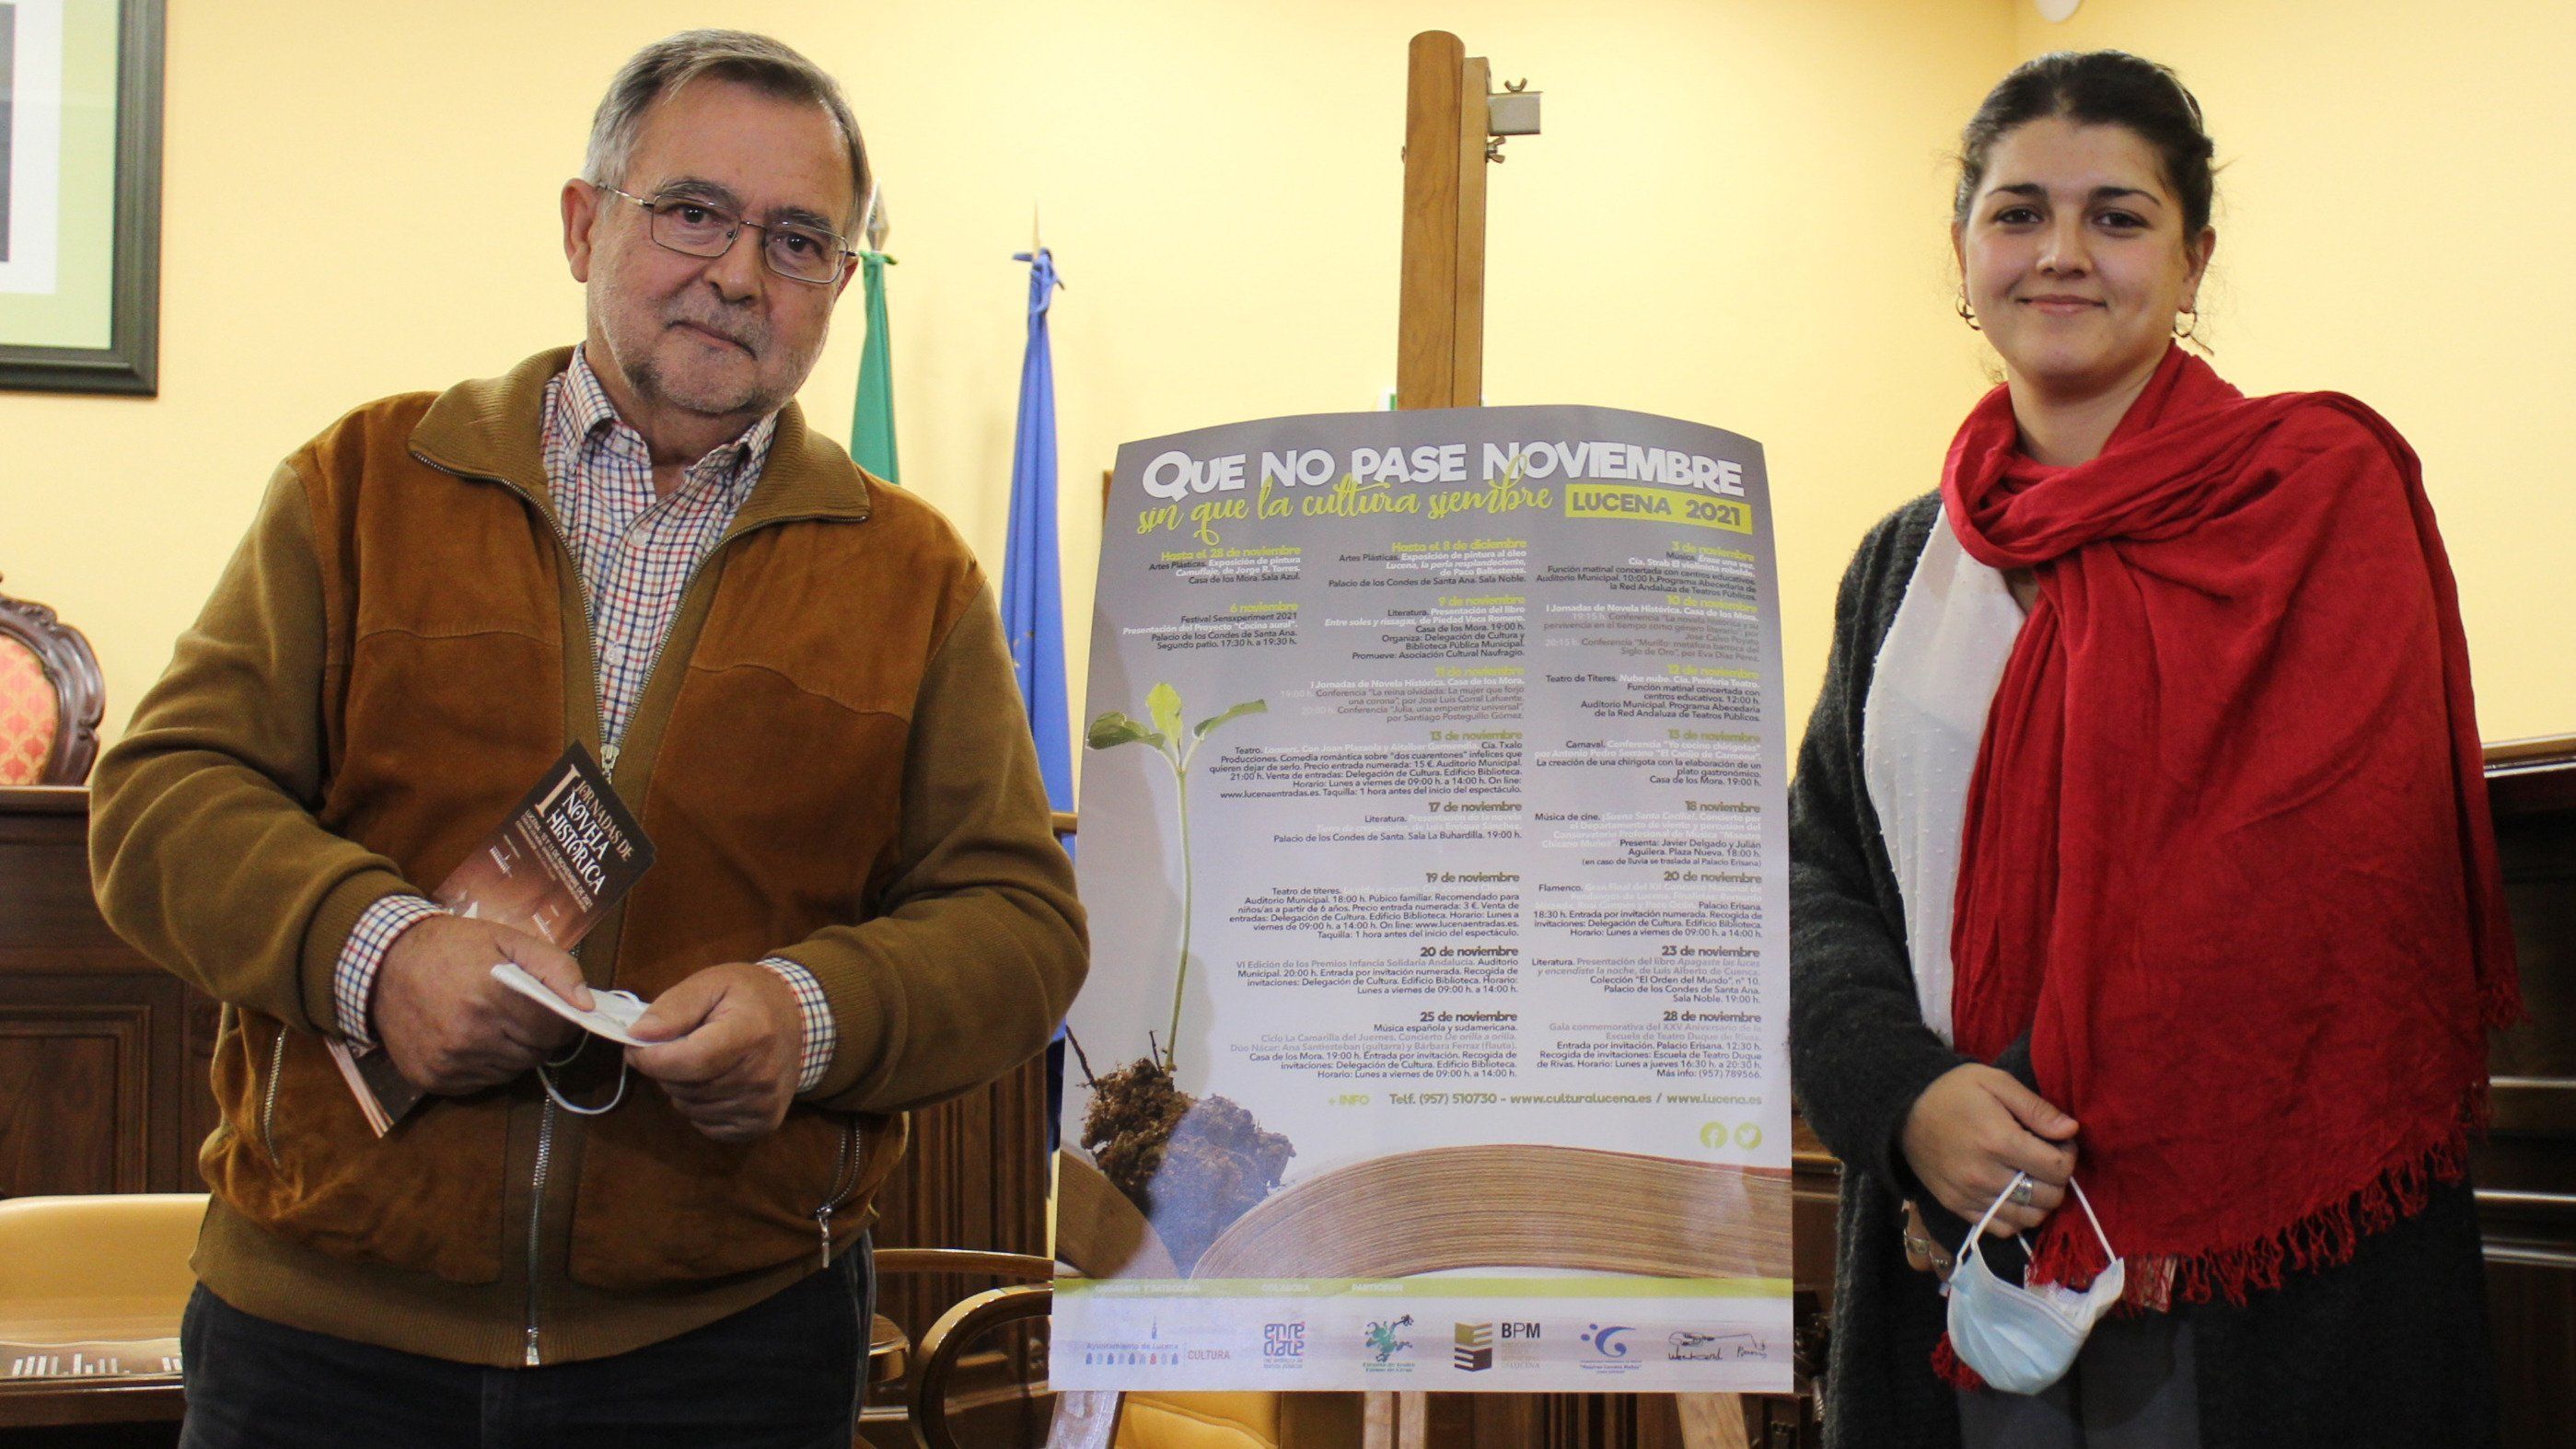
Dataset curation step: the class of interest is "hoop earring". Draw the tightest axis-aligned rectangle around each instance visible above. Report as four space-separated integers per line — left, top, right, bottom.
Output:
1956 289 1980 332
2175 306 2199 341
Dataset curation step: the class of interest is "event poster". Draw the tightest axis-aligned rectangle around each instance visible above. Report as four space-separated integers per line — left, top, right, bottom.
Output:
1054 406 1793 1393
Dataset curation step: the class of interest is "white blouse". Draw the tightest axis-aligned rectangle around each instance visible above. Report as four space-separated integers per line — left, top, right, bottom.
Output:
1860 509 2026 1045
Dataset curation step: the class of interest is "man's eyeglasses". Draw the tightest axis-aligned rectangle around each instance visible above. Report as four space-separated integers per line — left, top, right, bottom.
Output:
598 185 853 285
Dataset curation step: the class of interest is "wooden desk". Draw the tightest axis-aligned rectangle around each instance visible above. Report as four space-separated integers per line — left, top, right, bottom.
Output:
0 786 219 1199
0 1375 182 1433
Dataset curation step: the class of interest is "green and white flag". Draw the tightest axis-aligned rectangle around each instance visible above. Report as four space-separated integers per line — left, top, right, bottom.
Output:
850 250 899 484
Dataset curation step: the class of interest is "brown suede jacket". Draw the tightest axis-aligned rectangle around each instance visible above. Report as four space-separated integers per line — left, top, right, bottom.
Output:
89 348 1087 1366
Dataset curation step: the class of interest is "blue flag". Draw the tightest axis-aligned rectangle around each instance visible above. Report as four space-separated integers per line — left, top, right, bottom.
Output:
1004 249 1073 813
1009 249 1076 1155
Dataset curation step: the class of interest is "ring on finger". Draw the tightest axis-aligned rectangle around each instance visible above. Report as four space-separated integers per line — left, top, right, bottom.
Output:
2009 1177 2036 1208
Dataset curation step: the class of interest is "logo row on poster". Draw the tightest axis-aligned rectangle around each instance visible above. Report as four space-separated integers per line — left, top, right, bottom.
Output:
1062 1310 1780 1382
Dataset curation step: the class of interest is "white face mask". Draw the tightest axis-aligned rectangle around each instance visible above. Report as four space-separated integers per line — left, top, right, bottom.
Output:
1944 1172 2126 1396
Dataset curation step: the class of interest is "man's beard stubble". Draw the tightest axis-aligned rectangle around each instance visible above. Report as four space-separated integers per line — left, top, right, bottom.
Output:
590 274 818 423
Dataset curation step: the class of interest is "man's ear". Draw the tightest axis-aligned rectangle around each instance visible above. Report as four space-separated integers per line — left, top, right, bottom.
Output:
563 180 602 283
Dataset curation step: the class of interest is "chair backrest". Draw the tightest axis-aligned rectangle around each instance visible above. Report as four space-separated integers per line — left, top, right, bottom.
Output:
0 574 105 785
900 1157 1282 1449
0 1193 208 1340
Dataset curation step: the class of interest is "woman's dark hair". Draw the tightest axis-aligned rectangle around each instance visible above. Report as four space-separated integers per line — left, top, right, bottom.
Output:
1955 51 2216 237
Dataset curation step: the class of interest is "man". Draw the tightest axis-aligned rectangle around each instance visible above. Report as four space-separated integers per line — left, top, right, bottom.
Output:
88 30 1085 1448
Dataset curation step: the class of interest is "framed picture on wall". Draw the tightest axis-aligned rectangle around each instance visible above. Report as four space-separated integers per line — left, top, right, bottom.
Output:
0 0 161 395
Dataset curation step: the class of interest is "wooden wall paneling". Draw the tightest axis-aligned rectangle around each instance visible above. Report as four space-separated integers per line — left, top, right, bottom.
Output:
0 969 197 1196
0 788 208 1199
2485 1260 2576 1449
2480 1185 2576 1449
2489 789 2575 1086
2478 738 2576 1449
0 998 152 1195
0 788 119 951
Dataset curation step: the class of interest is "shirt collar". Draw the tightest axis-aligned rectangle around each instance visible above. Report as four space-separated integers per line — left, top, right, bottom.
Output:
557 345 780 502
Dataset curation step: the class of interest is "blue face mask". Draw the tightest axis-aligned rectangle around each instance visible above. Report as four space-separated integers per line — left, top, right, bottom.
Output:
1944 1173 2125 1396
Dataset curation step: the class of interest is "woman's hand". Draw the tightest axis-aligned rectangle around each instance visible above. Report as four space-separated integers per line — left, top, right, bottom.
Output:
1900 1063 2078 1235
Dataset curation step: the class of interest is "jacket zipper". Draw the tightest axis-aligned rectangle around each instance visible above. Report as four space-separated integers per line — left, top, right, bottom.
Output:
539 497 783 776
524 1098 556 1365
407 457 598 1374
260 1026 288 1162
516 471 582 1368
407 448 849 1362
816 1119 866 1269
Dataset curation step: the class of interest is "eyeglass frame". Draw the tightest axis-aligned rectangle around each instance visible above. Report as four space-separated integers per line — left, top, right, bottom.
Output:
593 183 858 286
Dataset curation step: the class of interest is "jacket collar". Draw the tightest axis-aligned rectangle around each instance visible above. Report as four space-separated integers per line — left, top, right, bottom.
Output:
409 345 876 528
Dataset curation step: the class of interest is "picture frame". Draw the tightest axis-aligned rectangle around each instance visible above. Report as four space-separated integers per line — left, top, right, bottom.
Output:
0 0 162 395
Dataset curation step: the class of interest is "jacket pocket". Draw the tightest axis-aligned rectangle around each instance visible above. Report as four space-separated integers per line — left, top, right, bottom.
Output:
199 1016 512 1286
566 1100 882 1291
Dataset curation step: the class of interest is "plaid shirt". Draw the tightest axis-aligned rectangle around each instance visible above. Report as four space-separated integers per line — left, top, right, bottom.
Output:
333 349 833 1092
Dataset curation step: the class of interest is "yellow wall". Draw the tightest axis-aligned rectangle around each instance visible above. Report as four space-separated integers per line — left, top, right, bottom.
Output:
1 0 2006 758
2012 0 2576 739
8 0 2565 758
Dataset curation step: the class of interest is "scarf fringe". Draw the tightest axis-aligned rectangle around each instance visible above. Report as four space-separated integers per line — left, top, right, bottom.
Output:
1933 1090 2483 1392
2481 967 2524 1034
2028 1086 2484 1311
1930 1332 1986 1392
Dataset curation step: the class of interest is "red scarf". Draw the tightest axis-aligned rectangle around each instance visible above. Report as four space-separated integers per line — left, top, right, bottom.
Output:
1941 345 2518 1316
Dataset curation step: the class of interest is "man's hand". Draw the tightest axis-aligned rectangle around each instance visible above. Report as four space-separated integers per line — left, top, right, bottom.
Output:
375 915 587 1095
1899 1063 2079 1235
625 963 805 1143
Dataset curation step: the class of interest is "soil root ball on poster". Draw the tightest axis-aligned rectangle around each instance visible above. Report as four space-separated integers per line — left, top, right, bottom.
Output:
1081 1056 1295 1272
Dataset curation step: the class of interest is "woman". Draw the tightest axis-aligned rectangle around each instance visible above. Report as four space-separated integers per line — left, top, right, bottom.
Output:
1787 51 2516 1449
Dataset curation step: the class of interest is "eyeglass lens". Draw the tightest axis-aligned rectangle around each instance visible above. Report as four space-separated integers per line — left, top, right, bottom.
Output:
646 198 842 284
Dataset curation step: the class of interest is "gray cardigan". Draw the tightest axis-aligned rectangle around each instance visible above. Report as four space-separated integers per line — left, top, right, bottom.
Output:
1787 493 2499 1449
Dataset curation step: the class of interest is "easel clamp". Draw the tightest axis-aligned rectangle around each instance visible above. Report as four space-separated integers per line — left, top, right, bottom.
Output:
1488 81 1541 137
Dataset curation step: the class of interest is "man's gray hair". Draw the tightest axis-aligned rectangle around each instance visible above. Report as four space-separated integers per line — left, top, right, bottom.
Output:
582 29 875 238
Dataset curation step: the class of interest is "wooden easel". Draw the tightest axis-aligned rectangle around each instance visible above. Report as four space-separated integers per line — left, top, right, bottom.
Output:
1366 31 1503 1449
1365 30 1754 1449
1081 33 1760 1448
1396 30 1491 412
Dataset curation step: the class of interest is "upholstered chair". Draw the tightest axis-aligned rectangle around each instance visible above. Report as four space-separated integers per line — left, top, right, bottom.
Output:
0 574 104 785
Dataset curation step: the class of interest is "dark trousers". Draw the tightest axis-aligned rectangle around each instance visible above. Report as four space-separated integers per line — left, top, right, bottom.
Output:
178 1241 873 1449
1956 1314 2199 1449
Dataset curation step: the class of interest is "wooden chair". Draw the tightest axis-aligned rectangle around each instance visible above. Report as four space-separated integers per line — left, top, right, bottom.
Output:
868 1245 1062 1446
0 573 105 785
886 1153 1131 1449
0 1192 205 1432
897 1154 1305 1449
